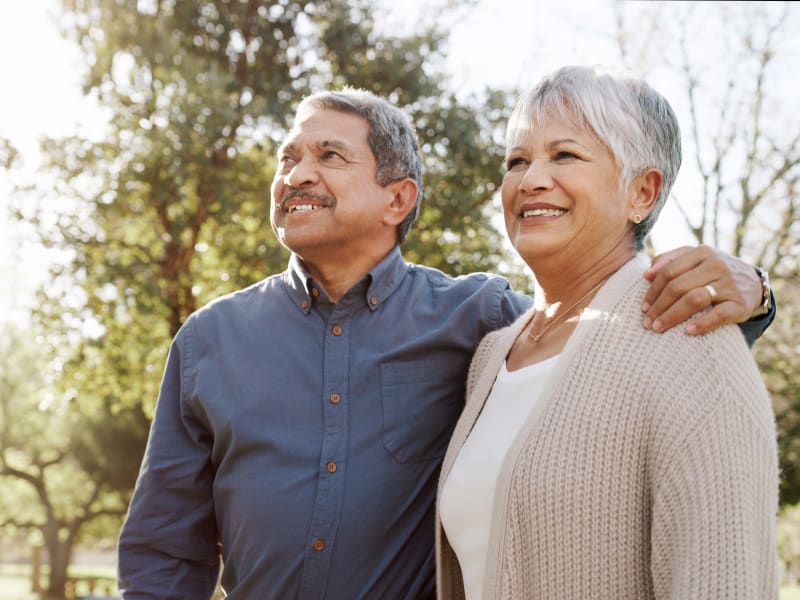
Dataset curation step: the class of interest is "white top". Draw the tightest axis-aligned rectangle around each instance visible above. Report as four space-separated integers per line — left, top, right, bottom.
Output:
439 355 560 600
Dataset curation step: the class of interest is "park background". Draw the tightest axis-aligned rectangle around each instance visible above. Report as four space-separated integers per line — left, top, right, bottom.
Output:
0 0 798 598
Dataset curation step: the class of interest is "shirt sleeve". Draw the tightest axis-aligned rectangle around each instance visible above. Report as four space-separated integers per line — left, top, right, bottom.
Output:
117 329 220 599
649 387 779 599
497 286 533 328
737 289 776 347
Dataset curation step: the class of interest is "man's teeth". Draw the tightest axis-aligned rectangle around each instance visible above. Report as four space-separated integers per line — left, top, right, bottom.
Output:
288 204 323 213
522 208 566 217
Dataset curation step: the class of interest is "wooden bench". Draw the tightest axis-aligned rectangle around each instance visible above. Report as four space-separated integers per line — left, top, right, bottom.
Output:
64 575 117 599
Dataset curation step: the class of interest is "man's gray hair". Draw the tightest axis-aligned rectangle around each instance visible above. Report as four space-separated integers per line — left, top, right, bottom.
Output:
297 88 423 244
507 65 682 250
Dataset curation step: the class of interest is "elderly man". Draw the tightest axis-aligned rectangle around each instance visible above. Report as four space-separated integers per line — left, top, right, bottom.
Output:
118 89 774 599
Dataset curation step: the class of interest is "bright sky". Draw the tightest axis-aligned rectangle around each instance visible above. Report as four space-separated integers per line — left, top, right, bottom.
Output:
0 0 706 323
0 0 94 322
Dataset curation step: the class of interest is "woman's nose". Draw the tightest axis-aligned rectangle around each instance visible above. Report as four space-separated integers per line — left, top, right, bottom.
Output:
518 161 553 194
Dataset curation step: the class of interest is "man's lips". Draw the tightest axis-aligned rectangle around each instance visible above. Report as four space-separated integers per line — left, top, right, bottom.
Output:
286 203 325 214
278 190 336 213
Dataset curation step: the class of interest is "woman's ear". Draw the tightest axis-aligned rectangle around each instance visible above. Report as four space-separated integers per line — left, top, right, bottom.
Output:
629 168 663 221
383 178 418 227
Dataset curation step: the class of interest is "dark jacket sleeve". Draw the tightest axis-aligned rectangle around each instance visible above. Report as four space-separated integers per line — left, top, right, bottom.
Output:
738 290 776 348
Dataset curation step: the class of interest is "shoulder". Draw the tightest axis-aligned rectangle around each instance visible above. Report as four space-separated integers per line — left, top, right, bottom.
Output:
405 264 530 326
574 267 770 421
608 282 774 452
608 275 764 395
178 273 286 337
407 263 512 294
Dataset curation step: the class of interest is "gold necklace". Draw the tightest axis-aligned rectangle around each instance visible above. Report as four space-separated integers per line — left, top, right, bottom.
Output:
527 277 609 343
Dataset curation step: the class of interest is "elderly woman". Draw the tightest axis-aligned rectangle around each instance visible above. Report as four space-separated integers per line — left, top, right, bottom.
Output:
436 66 778 599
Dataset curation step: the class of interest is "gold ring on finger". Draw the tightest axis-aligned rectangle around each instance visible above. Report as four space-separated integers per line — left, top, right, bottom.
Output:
704 284 718 304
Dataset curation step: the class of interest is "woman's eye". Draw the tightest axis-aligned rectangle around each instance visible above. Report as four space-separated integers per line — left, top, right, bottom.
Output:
554 151 578 160
506 157 527 170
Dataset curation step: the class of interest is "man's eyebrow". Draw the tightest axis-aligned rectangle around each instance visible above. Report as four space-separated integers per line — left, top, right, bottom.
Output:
277 141 296 155
317 139 352 154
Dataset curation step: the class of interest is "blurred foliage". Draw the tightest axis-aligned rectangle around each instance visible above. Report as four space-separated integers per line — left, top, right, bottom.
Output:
0 324 129 596
778 502 800 587
0 137 20 170
756 277 800 506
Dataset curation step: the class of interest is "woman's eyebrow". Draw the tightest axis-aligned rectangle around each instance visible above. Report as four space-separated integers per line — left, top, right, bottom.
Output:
546 138 581 148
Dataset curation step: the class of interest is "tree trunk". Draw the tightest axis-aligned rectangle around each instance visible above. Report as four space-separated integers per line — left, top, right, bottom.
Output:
31 545 43 593
43 526 74 599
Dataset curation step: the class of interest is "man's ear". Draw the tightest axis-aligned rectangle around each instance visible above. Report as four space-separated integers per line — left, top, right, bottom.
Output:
383 178 418 227
629 168 663 221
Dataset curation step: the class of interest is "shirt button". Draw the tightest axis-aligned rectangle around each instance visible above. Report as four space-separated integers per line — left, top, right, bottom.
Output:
330 393 341 404
301 300 309 309
313 539 325 552
326 462 337 473
311 287 320 297
370 296 378 306
331 324 342 336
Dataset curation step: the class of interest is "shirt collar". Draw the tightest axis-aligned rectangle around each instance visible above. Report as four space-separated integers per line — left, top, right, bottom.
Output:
284 245 409 314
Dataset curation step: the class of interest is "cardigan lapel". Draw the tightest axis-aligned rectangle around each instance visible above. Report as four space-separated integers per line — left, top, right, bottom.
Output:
438 308 535 488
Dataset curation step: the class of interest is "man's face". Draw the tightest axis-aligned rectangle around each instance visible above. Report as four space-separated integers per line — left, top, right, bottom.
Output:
270 108 397 264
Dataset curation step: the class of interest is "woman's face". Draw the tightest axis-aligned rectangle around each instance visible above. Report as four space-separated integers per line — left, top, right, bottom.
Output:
501 113 635 270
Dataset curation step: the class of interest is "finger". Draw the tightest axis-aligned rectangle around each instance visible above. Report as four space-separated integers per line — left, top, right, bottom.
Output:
643 255 714 319
644 246 692 282
646 285 714 333
684 302 742 336
642 245 722 312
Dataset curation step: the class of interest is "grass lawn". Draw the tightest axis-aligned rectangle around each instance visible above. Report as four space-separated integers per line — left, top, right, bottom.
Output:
0 564 118 599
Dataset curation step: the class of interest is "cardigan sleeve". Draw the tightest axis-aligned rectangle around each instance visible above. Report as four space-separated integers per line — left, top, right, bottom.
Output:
649 383 779 599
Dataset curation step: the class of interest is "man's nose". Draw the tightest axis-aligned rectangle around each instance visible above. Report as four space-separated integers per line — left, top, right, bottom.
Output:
283 157 318 187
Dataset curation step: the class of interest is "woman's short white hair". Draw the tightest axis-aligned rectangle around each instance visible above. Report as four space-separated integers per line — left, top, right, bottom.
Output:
507 65 682 250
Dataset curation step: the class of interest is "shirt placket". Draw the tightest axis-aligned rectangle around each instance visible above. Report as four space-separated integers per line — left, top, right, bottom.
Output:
298 300 353 600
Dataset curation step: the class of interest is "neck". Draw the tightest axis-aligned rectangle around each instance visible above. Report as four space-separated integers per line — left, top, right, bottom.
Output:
299 245 396 303
531 247 635 311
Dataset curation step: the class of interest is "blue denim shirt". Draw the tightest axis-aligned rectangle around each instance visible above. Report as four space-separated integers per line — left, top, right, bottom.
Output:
118 246 531 599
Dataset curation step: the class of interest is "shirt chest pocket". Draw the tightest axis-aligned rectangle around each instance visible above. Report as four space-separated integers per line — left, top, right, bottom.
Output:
380 360 466 463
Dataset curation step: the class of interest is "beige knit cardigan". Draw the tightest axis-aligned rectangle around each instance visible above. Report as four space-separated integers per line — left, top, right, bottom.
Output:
435 257 779 599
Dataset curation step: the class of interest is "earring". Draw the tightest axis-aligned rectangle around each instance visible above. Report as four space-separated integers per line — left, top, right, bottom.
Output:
632 214 642 224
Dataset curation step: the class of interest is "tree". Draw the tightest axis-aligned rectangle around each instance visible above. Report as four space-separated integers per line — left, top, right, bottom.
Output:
0 324 130 598
613 1 800 504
